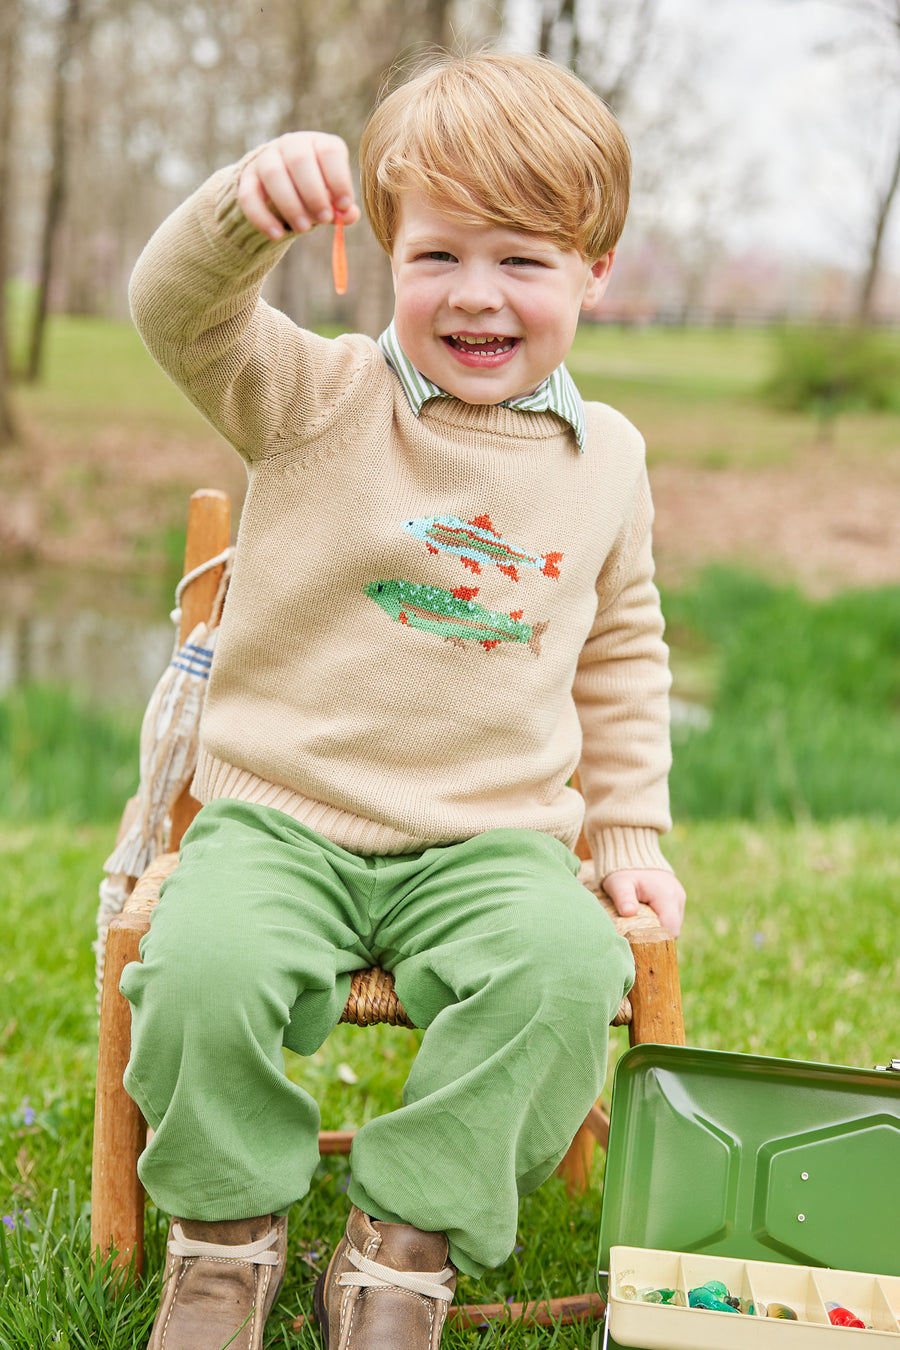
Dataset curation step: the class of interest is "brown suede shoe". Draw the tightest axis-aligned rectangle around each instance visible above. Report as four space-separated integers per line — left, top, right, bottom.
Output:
314 1206 456 1350
146 1214 287 1350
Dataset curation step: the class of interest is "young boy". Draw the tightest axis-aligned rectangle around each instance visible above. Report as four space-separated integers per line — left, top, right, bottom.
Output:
121 50 686 1350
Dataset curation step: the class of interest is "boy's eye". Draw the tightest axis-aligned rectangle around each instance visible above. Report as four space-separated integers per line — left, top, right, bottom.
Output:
503 256 546 268
420 251 456 262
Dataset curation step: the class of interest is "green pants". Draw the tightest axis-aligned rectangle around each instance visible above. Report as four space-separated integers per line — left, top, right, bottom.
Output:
120 800 634 1275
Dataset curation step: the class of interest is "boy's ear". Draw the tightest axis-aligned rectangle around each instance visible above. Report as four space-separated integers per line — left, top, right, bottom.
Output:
582 250 615 311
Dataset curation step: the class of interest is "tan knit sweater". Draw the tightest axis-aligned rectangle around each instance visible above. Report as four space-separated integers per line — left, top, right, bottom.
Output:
129 162 674 876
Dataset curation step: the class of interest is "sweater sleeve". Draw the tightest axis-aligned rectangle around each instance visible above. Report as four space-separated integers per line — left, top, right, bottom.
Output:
572 468 674 878
128 157 375 461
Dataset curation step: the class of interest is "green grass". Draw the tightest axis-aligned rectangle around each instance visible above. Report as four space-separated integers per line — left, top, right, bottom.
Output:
9 308 900 471
0 1185 160 1350
570 321 900 470
664 570 900 820
0 611 897 1345
6 277 211 442
0 686 140 822
16 314 214 440
570 324 774 398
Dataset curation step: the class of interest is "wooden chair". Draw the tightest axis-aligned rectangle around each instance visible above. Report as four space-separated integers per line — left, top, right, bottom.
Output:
91 488 684 1326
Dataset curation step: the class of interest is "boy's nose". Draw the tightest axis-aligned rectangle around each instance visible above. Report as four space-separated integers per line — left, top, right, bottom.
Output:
447 264 502 313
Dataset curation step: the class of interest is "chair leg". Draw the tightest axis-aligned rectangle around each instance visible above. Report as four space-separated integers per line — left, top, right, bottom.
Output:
91 912 148 1274
627 927 685 1048
556 1101 611 1193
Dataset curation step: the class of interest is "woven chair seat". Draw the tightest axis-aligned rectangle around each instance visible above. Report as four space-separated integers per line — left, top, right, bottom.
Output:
341 966 414 1028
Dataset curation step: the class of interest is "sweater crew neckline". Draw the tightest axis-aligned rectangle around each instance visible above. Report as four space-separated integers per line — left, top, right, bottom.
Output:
378 320 587 452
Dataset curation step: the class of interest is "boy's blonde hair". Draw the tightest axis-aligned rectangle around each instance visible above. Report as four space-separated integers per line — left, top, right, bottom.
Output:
360 50 631 261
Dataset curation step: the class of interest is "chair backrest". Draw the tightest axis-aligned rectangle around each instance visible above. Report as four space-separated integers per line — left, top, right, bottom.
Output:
168 489 231 850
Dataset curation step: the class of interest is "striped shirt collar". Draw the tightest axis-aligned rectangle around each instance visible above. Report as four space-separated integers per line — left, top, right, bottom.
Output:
377 320 586 453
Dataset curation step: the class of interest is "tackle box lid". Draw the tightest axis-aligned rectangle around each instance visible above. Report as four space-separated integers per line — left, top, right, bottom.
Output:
597 1045 900 1349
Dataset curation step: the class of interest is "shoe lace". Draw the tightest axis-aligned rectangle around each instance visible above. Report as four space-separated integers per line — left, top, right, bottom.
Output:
168 1222 282 1266
339 1247 454 1302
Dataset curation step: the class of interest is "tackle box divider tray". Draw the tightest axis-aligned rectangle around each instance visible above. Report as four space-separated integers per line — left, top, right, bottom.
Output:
608 1245 900 1349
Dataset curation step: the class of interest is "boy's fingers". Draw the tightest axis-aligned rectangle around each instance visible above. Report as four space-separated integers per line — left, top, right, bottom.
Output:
238 134 360 239
601 869 686 938
240 148 314 235
602 873 639 916
237 174 289 239
280 132 357 226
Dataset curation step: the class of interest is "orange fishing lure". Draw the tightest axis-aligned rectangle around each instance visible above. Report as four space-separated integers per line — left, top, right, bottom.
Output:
332 220 348 295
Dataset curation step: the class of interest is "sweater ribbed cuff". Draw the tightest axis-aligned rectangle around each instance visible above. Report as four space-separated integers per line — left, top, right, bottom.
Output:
589 825 673 881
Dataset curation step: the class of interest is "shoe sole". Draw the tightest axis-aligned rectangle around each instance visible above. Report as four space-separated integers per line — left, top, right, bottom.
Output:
313 1272 329 1348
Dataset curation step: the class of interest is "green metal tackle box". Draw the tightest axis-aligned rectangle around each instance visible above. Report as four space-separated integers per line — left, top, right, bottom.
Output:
597 1044 900 1349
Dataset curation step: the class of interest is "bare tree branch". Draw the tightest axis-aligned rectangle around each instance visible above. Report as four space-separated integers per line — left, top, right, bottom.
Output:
857 124 900 322
0 0 20 444
24 0 85 382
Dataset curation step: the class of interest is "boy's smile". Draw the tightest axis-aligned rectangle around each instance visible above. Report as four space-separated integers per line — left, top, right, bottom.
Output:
390 192 614 407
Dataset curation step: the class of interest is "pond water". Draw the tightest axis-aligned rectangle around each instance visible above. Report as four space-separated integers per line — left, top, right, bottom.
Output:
2 565 176 708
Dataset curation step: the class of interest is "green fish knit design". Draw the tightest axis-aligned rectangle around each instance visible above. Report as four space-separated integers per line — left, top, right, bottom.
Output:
365 579 548 655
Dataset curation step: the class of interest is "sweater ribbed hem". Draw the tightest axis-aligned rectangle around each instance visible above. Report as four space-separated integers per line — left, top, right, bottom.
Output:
194 750 591 853
193 752 672 874
194 750 586 858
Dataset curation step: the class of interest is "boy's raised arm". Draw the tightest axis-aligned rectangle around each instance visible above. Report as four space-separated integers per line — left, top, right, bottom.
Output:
129 131 374 464
237 131 361 240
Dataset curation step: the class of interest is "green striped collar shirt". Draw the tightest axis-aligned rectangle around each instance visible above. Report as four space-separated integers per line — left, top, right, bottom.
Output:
377 320 587 453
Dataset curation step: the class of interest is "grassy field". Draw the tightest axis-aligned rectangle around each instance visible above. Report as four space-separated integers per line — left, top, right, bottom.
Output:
663 569 900 819
2 314 899 1346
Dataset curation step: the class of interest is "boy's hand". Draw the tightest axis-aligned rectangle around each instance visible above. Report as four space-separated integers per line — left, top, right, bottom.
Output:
237 132 361 241
602 868 686 938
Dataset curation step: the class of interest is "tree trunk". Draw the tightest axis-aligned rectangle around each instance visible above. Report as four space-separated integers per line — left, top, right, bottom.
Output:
25 0 82 383
0 0 20 444
856 124 900 326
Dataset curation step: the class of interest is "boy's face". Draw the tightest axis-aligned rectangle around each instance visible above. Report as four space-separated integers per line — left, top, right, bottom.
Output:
389 191 613 406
